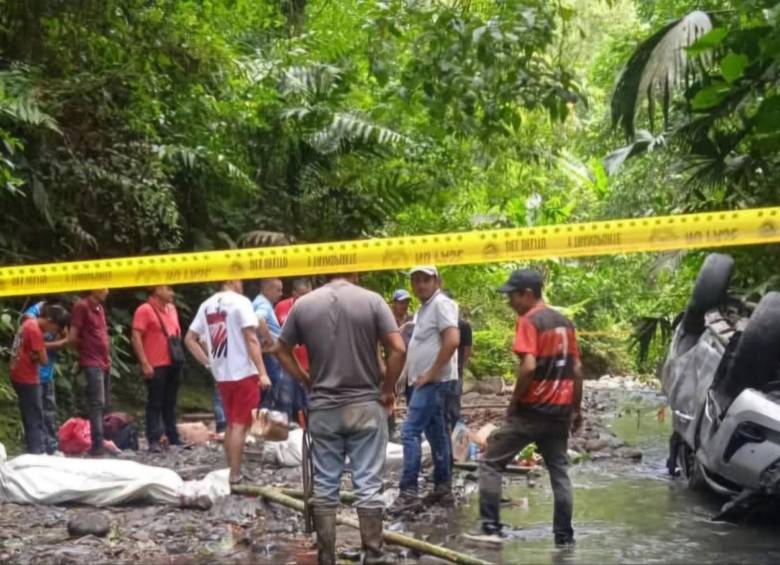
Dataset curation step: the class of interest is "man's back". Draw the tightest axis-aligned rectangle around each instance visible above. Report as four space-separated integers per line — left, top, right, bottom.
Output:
514 304 579 418
190 290 258 382
280 280 397 410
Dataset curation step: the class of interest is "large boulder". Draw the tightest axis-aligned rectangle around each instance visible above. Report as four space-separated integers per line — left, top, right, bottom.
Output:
478 377 506 396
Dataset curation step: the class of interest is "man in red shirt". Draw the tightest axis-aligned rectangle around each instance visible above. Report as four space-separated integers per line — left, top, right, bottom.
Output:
468 269 583 547
131 285 183 452
275 277 312 424
10 304 70 454
69 289 112 456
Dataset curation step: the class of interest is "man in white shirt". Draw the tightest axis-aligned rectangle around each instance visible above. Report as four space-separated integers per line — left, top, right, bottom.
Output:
185 280 271 483
390 266 459 515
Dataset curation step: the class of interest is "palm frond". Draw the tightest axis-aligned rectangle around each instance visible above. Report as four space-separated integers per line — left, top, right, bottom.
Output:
611 10 713 138
309 112 411 155
281 64 342 101
603 130 665 175
629 315 673 370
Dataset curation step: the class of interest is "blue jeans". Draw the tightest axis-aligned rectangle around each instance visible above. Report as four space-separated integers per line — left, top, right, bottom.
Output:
213 385 226 433
400 382 452 492
259 353 282 410
309 400 388 509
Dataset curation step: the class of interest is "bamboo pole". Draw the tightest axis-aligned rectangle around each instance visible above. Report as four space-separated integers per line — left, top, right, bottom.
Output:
232 484 492 565
453 461 535 475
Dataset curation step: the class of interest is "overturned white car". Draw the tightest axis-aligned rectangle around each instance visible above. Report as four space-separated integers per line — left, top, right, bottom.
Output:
662 253 780 509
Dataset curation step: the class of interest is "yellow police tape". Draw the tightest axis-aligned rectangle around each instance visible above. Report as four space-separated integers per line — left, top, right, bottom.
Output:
1 207 778 297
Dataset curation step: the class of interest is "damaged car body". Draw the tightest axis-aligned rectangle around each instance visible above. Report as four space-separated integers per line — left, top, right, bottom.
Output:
661 253 780 516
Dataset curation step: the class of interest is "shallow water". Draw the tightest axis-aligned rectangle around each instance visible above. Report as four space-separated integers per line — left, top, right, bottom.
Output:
406 403 780 564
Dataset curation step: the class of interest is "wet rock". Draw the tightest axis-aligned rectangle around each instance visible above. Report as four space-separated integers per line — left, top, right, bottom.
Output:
616 447 643 461
584 438 609 452
67 512 110 538
478 377 506 396
131 531 151 542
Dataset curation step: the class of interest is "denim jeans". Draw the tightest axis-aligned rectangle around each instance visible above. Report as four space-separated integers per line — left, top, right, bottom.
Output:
479 415 573 538
309 400 388 510
213 385 226 433
400 381 452 492
145 365 181 445
83 367 111 450
39 380 58 454
259 353 282 410
13 382 45 454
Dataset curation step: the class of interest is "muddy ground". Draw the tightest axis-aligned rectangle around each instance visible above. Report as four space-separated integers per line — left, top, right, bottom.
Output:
0 376 661 564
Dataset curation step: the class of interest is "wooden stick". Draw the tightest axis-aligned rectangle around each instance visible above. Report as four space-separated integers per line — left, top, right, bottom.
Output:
232 484 492 565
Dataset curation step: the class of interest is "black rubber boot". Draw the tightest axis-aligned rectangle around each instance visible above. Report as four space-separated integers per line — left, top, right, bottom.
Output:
357 507 392 564
313 507 337 565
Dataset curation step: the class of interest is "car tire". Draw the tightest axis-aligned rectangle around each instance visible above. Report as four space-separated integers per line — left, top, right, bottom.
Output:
682 253 734 334
727 291 780 392
678 443 707 491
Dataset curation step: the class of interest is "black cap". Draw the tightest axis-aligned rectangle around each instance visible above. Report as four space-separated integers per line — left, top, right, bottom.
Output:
498 269 544 294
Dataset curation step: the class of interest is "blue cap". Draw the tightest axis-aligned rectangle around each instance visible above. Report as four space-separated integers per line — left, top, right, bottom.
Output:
392 289 411 302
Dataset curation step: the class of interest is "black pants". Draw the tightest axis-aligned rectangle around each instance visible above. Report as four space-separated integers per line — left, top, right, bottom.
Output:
13 381 45 454
84 367 111 450
479 415 573 538
40 380 58 454
145 364 181 445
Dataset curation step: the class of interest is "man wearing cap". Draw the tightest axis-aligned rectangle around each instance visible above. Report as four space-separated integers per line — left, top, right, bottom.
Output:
390 288 415 349
467 269 582 547
390 266 459 514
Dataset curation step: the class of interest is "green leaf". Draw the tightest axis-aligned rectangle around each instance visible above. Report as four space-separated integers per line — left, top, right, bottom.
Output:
754 95 780 133
686 27 728 56
691 83 730 109
720 52 748 83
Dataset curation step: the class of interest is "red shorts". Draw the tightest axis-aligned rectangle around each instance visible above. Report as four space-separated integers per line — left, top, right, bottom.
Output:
217 375 260 426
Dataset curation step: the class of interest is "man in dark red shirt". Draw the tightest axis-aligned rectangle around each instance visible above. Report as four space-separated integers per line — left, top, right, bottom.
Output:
468 269 583 547
69 289 112 456
131 285 182 452
10 304 69 454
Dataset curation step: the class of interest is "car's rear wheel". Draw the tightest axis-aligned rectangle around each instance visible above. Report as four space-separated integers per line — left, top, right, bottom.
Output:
682 253 734 334
728 291 780 392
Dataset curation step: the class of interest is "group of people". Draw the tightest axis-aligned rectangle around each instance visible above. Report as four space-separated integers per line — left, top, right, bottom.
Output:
7 265 583 563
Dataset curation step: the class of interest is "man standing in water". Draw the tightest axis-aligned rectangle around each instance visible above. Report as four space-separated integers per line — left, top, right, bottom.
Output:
275 273 405 565
467 269 582 547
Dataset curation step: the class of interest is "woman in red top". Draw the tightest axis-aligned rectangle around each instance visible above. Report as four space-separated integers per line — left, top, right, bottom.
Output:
10 304 69 454
131 285 183 452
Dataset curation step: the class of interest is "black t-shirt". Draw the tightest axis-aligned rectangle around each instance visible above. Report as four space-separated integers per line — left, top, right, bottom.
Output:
457 319 472 380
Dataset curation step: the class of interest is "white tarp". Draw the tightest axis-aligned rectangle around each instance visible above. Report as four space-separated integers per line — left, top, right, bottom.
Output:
261 429 430 470
0 442 229 507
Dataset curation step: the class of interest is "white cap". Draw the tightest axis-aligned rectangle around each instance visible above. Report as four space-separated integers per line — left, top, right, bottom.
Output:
409 265 439 277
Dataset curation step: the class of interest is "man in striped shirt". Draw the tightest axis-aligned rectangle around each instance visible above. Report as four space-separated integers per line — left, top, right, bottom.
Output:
468 269 583 547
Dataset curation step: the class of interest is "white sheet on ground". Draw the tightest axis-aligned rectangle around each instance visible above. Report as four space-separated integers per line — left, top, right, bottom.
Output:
260 430 430 469
0 442 229 507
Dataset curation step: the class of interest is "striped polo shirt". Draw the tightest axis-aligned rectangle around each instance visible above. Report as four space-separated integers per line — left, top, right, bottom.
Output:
513 302 580 418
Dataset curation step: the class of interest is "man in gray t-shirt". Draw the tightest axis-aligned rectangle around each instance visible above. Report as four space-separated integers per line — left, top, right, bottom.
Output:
276 274 405 565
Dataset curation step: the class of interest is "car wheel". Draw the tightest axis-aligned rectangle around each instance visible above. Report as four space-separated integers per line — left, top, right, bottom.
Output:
728 291 780 392
682 253 734 334
677 443 707 491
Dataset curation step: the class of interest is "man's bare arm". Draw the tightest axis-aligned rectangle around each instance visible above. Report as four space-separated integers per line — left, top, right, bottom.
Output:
242 327 271 390
184 330 209 367
379 331 405 407
511 353 537 406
